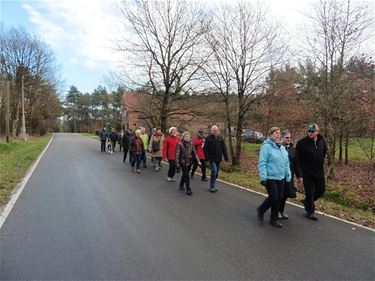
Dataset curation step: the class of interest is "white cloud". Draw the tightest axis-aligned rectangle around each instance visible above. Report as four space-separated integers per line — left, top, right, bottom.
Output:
22 0 125 71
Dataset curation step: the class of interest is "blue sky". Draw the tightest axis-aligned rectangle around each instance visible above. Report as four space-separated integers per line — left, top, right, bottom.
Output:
1 0 123 94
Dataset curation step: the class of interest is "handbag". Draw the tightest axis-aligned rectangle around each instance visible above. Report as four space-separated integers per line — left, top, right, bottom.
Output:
286 181 297 198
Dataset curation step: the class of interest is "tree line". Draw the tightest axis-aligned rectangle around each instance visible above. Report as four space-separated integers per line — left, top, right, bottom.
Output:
61 85 124 133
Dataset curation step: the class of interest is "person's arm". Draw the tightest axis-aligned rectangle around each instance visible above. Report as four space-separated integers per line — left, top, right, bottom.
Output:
203 137 209 161
175 143 181 168
162 138 168 160
293 148 303 179
258 144 269 182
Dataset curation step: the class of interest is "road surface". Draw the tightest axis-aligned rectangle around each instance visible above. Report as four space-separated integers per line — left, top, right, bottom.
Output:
1 133 374 280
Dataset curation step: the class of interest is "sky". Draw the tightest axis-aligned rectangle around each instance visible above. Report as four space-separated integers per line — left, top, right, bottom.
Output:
0 0 372 95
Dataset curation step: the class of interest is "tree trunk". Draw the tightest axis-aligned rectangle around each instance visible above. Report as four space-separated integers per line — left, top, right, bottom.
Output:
338 132 343 163
344 132 349 165
224 100 235 163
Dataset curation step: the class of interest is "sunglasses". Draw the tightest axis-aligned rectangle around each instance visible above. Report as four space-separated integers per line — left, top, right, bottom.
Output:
307 130 316 133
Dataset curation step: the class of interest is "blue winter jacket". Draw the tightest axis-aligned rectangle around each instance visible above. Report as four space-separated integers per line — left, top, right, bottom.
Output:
258 138 291 182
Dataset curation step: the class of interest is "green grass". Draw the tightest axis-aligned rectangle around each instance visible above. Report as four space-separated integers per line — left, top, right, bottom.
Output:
242 143 262 156
0 134 52 205
336 138 374 162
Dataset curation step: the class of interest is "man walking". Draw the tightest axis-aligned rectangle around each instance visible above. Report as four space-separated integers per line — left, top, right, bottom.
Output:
203 125 229 193
296 123 327 221
99 127 108 152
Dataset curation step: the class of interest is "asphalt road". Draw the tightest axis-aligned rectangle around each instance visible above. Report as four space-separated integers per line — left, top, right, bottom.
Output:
0 133 374 280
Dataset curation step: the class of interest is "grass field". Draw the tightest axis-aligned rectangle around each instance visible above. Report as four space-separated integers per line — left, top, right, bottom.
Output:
335 138 374 162
0 134 52 205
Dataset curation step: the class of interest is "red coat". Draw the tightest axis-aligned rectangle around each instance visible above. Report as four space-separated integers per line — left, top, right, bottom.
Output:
193 135 206 160
162 135 180 160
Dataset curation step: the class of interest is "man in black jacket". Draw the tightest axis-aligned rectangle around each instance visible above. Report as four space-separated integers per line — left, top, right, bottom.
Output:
203 125 229 193
296 123 327 221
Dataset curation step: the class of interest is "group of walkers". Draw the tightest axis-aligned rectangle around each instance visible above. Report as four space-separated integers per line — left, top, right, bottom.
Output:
99 122 326 228
257 123 327 228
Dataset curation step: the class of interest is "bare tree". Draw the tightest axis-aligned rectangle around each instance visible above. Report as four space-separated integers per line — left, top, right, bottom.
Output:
118 0 209 132
0 26 61 136
302 0 373 178
204 1 286 165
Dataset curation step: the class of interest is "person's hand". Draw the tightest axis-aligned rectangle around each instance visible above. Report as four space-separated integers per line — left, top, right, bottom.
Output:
260 180 267 187
298 178 303 184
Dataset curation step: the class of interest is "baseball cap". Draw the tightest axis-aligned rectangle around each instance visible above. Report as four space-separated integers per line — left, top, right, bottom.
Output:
307 123 318 132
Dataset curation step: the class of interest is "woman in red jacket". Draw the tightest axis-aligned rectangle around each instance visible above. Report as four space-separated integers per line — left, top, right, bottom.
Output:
191 129 207 181
162 127 180 182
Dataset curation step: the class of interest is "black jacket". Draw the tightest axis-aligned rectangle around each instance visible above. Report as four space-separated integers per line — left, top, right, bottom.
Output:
203 134 229 162
283 143 302 180
121 132 131 149
296 134 327 179
109 132 118 142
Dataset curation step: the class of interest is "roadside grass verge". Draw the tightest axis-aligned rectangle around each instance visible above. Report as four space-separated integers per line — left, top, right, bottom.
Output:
0 134 52 205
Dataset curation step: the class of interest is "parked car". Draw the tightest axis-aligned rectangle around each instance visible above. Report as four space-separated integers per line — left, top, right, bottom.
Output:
242 129 265 143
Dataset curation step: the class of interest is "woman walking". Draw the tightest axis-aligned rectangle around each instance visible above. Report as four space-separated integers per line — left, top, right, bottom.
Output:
148 128 165 171
130 129 145 173
257 127 291 228
162 127 180 182
191 129 207 181
175 132 199 195
279 130 303 219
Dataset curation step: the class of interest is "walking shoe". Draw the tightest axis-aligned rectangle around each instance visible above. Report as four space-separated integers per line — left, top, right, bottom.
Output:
209 188 216 193
306 213 318 221
186 189 193 196
136 169 141 173
278 212 288 220
171 178 176 182
167 177 172 182
256 207 264 222
270 221 282 228
201 177 208 181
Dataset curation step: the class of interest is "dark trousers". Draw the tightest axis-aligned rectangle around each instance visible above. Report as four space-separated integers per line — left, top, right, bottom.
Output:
303 176 326 214
131 154 141 169
179 165 191 190
168 160 176 178
141 150 147 165
258 179 285 222
123 149 129 162
100 140 106 152
191 158 206 178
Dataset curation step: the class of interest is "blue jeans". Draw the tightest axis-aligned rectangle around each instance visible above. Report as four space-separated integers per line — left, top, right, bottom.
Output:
131 154 142 169
210 161 220 189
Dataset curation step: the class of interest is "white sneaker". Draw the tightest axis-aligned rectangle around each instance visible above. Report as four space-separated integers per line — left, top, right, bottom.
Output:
171 178 176 182
167 177 172 182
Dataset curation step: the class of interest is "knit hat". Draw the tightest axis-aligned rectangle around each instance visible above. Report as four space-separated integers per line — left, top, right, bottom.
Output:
169 127 177 134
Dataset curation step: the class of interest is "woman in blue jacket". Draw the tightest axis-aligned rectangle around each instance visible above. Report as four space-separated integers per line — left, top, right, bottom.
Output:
257 127 291 228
